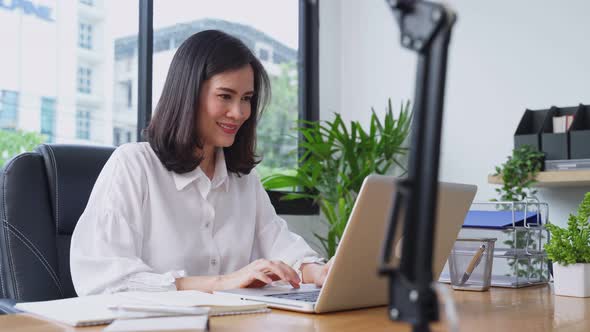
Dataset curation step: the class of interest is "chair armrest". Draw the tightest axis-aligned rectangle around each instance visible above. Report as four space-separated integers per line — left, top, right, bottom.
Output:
0 298 21 315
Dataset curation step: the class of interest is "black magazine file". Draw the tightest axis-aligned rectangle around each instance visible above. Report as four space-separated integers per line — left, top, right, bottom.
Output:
541 106 578 160
514 108 551 152
570 104 590 159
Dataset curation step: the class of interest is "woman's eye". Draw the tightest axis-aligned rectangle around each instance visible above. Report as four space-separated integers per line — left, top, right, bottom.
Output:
242 96 253 102
218 94 231 100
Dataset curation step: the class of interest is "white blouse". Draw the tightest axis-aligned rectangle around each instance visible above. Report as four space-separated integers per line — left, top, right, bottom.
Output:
70 142 323 296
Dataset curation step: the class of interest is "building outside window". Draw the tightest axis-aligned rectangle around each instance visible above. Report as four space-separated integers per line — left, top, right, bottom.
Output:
79 22 93 49
0 1 139 166
40 97 56 142
77 66 92 94
76 108 91 139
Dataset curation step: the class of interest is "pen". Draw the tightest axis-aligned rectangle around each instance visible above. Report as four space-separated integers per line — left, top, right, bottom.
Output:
459 244 486 285
108 304 210 316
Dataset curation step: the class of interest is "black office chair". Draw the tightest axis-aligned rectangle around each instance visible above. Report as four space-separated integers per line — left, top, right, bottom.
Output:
0 144 115 314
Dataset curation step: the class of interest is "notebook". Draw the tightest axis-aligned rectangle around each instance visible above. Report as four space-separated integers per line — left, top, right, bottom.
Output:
104 315 209 332
15 290 268 327
463 210 540 229
118 290 269 316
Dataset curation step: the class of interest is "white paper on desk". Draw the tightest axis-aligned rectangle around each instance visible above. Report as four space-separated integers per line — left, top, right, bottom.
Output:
103 315 209 332
15 293 145 326
118 290 267 315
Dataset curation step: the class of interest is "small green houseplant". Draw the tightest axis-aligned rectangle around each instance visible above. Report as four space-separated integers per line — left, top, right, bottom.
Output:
493 145 544 202
545 192 590 297
262 100 412 258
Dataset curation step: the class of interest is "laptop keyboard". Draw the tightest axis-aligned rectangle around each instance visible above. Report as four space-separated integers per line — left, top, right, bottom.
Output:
265 290 320 303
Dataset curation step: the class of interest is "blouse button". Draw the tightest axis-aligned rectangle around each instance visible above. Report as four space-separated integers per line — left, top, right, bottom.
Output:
211 258 217 266
204 222 210 228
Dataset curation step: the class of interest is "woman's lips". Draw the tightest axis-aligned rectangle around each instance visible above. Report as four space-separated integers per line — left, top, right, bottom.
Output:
217 122 238 134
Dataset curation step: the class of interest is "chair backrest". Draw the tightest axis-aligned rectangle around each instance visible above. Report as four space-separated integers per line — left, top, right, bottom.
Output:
0 144 115 302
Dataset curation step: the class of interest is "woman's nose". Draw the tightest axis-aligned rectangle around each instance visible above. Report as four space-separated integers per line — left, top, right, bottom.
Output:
227 102 247 119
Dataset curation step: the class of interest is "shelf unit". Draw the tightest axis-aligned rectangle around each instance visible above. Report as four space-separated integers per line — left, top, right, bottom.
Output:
488 170 590 187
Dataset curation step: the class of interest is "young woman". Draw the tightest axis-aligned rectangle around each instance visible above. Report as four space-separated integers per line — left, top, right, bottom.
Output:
70 30 329 296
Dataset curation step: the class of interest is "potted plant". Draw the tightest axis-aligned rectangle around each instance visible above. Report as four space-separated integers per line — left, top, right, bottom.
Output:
545 192 590 297
262 99 412 258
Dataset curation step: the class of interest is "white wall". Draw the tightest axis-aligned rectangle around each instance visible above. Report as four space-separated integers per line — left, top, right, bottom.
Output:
318 0 590 227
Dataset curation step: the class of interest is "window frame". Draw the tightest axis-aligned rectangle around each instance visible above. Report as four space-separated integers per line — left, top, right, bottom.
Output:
137 0 319 215
76 108 91 140
78 22 93 50
77 66 92 94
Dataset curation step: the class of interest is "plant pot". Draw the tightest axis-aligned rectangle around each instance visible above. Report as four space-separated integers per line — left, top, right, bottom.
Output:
553 263 590 297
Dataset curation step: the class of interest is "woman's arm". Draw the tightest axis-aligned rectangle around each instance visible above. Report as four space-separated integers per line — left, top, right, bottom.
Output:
71 146 183 295
251 172 326 280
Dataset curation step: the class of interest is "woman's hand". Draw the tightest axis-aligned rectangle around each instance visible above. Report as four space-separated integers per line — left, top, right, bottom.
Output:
218 259 301 290
301 258 333 287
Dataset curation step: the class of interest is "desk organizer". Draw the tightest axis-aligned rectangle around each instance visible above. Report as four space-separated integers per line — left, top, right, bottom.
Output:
514 104 590 161
514 108 551 153
457 200 550 288
541 106 578 160
570 104 590 159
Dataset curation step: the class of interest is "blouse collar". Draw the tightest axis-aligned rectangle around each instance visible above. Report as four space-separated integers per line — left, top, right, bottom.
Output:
172 149 229 192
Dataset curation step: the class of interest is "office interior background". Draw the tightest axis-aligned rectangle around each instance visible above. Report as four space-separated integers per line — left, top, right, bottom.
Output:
0 0 588 256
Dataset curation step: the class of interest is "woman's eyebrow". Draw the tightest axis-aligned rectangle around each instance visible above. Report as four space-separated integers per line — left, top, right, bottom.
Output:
216 87 254 95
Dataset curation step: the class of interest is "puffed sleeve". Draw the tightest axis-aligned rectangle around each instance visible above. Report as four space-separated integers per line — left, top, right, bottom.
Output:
251 171 325 273
70 145 184 296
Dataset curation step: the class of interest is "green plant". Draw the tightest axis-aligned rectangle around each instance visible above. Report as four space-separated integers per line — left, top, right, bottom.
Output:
0 130 45 168
545 192 590 266
493 145 544 202
492 145 546 279
262 100 412 257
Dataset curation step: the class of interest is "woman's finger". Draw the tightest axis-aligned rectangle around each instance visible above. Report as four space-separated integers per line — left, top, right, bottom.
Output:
264 261 300 288
253 271 273 285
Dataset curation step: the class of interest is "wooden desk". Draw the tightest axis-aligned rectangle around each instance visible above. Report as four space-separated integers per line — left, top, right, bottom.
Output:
1 285 589 332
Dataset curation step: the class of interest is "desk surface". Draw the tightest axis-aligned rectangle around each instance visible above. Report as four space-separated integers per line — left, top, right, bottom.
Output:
1 285 589 332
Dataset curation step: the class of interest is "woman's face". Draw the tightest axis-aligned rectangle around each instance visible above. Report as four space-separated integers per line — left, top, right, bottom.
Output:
197 65 254 151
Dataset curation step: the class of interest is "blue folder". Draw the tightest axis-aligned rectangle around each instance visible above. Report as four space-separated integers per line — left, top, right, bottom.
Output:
463 210 541 229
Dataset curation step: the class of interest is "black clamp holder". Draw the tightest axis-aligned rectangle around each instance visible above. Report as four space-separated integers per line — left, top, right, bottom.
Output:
379 1 456 332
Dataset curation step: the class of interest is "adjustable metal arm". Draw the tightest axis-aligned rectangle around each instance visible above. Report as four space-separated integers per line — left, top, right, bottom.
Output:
379 1 456 332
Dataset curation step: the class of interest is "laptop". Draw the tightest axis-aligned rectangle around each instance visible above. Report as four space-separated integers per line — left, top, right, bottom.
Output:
215 174 477 313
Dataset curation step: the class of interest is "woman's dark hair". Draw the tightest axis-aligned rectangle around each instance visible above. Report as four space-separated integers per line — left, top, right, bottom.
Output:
145 30 270 175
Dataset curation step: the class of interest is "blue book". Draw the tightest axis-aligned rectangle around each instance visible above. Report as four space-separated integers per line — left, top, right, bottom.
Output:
463 210 541 229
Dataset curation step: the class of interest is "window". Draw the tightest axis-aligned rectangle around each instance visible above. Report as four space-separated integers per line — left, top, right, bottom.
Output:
144 0 318 214
113 127 122 145
77 66 92 94
258 48 269 61
76 109 91 139
124 80 133 108
0 1 139 166
152 0 305 180
40 97 56 142
79 22 93 49
0 90 19 130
